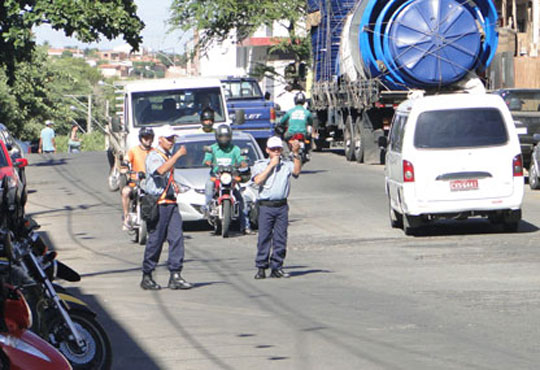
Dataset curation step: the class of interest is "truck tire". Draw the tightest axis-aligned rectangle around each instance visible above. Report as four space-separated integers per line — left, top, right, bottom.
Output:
344 118 355 161
354 117 365 163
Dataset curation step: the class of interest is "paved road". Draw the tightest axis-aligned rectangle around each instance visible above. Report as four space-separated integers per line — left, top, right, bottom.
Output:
25 151 540 370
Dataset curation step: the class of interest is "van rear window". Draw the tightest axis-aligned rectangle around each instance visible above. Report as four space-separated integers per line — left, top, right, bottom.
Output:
414 108 508 149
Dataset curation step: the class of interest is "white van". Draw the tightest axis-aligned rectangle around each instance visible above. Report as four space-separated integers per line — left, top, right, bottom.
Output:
385 93 524 235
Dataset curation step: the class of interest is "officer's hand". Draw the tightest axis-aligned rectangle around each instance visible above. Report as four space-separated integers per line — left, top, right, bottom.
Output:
270 155 280 167
176 145 187 157
290 140 301 154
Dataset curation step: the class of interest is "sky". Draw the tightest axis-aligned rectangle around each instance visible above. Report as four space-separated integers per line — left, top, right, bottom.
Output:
34 0 189 53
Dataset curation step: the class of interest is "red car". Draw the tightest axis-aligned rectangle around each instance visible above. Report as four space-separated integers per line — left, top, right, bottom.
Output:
0 140 28 223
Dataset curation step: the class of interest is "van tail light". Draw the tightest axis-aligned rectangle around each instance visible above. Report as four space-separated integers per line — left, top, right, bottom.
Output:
270 107 276 123
513 154 524 177
403 160 415 182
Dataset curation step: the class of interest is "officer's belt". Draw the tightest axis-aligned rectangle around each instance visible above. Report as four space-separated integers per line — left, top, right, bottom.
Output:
258 199 287 207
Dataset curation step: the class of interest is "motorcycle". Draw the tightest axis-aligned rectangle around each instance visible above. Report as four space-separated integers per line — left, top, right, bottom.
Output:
288 132 311 164
0 282 72 369
0 219 112 370
207 164 242 238
125 169 148 245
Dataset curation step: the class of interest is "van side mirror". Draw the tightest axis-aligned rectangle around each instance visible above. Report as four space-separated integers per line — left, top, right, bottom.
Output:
264 92 271 100
234 109 246 125
15 158 28 168
111 116 123 133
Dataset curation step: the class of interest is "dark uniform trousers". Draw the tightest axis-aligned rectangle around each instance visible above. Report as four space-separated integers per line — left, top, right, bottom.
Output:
143 203 185 274
255 204 289 270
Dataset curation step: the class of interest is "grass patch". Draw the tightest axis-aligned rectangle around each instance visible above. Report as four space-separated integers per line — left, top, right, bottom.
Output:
55 131 105 152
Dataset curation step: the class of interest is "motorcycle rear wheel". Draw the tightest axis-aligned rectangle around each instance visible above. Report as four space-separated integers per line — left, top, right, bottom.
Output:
222 199 231 238
55 311 112 370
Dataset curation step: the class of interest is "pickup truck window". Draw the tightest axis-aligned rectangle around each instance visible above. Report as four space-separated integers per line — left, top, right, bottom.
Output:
499 91 540 112
414 108 508 149
132 87 225 126
222 81 262 99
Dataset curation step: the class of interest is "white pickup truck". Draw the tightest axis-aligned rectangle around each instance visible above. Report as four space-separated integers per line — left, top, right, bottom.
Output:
106 77 244 191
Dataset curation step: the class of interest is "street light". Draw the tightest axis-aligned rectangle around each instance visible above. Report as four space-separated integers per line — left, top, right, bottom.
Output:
155 51 176 67
70 105 106 134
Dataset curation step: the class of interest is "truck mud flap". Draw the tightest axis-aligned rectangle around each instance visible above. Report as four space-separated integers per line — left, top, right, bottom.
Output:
360 112 385 165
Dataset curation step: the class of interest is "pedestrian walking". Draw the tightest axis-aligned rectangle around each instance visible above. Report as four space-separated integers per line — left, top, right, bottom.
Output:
38 120 56 154
252 136 302 279
68 124 81 153
140 128 193 290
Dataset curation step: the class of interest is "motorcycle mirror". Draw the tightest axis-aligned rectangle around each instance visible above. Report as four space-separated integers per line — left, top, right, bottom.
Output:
241 148 249 156
138 171 146 180
203 146 213 153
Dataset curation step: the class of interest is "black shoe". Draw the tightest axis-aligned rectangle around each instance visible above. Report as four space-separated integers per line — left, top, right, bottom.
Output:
254 268 266 280
270 268 290 278
140 273 161 290
168 271 193 290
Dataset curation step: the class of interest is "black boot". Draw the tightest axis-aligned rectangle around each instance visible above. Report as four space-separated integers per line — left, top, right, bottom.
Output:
254 268 266 280
270 268 290 278
140 273 161 290
168 271 193 290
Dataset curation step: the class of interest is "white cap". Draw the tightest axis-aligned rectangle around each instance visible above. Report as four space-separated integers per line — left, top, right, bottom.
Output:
45 120 54 126
266 136 283 149
160 128 178 139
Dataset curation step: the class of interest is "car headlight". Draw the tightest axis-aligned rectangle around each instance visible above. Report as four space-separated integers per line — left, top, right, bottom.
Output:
221 173 232 185
177 183 191 193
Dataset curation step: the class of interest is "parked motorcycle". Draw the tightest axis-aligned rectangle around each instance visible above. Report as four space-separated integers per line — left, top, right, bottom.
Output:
1 220 112 370
0 281 72 370
125 169 147 245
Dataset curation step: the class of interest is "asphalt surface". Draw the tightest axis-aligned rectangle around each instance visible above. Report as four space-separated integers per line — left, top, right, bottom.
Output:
25 151 540 370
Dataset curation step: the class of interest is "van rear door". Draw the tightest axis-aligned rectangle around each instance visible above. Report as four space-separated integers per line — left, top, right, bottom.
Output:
411 108 516 202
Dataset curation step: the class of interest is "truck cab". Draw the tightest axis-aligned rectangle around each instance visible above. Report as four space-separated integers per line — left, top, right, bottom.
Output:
221 77 277 148
106 77 230 191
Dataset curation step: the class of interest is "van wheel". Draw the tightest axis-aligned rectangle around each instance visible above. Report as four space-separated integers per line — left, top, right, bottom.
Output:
388 200 402 228
403 215 422 236
529 163 540 190
344 119 355 161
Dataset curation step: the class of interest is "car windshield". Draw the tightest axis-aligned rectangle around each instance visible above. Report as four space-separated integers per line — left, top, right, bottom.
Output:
414 108 508 149
173 139 261 169
221 80 262 99
499 90 540 112
132 87 225 127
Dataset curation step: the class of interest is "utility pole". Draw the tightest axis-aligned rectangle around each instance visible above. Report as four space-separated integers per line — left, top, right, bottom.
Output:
87 94 93 133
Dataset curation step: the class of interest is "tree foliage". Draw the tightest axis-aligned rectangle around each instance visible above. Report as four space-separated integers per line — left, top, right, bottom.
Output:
0 0 144 83
168 0 306 52
0 47 107 141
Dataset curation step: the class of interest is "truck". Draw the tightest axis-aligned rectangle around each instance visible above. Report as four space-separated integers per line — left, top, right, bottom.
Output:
307 0 499 164
221 76 278 149
106 77 241 191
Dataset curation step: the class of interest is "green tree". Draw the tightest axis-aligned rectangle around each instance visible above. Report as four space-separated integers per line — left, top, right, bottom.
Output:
168 0 306 52
0 0 144 83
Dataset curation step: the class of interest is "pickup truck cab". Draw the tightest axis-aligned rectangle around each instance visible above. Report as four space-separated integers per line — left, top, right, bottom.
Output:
221 77 277 148
106 77 231 191
385 93 523 235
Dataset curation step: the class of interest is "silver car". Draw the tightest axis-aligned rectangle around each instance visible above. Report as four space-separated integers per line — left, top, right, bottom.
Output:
173 131 264 222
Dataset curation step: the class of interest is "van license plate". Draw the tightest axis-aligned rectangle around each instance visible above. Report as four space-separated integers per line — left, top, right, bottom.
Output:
450 179 479 191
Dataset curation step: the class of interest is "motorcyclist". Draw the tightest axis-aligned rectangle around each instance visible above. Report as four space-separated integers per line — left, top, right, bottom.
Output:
198 108 215 133
121 127 154 230
203 124 253 234
277 92 313 141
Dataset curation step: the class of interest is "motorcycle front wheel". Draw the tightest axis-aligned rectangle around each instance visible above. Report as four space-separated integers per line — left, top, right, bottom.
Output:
55 311 112 370
222 199 231 238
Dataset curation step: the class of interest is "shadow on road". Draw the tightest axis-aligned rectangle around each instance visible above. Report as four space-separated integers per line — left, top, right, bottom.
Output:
63 286 161 370
288 268 332 277
409 219 539 237
30 157 72 167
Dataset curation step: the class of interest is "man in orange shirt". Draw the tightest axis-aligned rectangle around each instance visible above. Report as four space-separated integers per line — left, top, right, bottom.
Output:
122 127 154 230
